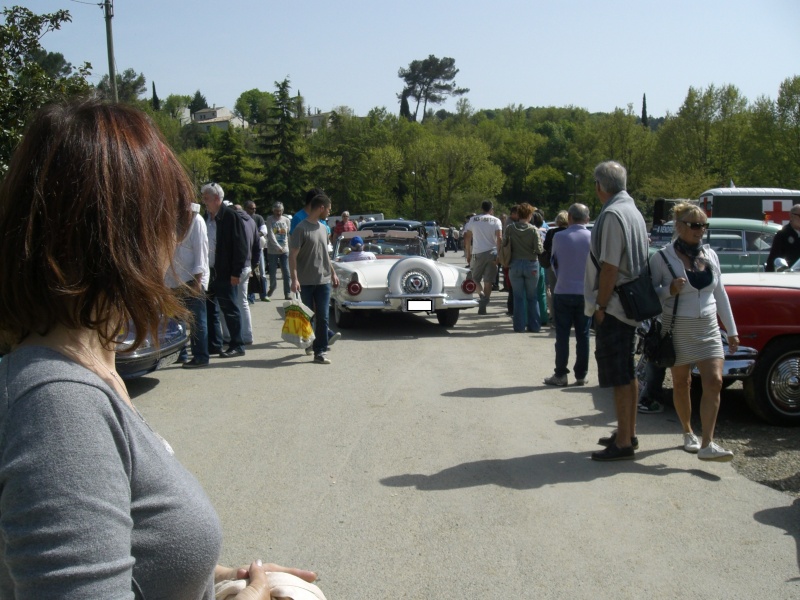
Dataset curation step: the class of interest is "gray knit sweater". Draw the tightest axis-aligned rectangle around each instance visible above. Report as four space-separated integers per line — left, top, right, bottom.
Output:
0 347 222 599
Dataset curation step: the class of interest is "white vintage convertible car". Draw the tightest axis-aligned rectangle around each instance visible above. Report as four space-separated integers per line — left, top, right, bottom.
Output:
331 230 479 328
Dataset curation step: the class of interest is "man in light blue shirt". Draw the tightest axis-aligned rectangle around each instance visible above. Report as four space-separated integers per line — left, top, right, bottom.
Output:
544 203 592 387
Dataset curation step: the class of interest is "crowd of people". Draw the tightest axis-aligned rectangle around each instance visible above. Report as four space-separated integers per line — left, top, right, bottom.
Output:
464 161 743 463
2 98 795 596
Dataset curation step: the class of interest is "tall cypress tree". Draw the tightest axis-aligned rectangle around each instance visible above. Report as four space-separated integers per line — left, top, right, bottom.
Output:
151 82 160 111
641 93 649 129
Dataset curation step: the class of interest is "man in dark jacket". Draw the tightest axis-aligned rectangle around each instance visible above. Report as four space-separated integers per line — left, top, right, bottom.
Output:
765 205 800 271
202 183 248 358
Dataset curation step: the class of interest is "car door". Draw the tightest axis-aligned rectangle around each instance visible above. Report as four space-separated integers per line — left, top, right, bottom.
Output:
744 230 776 272
705 228 750 273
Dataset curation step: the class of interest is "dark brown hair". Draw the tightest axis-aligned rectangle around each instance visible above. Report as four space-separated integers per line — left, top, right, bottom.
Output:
0 100 194 350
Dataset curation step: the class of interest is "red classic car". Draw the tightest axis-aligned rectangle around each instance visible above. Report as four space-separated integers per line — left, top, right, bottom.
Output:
721 257 800 425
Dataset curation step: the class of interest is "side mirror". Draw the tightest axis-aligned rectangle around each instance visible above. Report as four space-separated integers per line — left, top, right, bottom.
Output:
774 257 790 272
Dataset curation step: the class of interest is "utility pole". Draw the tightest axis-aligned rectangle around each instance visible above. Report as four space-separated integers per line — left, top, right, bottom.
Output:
103 0 118 102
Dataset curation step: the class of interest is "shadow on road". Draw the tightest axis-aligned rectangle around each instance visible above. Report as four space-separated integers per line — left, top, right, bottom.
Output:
381 448 720 491
441 386 538 398
753 498 800 581
126 376 160 399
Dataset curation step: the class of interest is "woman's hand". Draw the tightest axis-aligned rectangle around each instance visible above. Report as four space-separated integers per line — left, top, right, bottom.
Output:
669 277 687 296
727 335 740 354
234 563 317 584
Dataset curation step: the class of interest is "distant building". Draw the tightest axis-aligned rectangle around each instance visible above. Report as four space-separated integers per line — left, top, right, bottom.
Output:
302 111 332 134
192 106 248 132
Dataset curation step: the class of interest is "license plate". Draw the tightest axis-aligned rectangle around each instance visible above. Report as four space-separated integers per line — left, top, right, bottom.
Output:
156 352 179 370
407 299 432 312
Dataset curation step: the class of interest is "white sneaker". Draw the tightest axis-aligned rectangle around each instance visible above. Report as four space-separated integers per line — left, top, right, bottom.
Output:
697 441 734 462
683 432 701 453
543 374 568 387
574 377 589 386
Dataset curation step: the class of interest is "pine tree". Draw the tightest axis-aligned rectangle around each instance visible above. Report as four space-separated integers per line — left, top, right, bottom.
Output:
151 82 160 111
256 78 308 209
188 90 208 115
641 93 649 129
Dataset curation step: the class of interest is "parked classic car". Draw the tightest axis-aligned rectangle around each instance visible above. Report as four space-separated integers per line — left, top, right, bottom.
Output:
721 256 800 425
424 221 447 258
649 218 780 272
330 229 478 328
115 318 188 380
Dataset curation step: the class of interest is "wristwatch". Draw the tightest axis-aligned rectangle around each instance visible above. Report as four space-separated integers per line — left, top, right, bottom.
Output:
595 304 606 312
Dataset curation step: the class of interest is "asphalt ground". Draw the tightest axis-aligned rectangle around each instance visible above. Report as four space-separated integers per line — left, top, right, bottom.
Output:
129 254 800 599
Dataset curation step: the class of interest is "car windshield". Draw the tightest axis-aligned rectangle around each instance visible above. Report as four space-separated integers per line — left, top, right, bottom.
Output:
335 235 425 259
425 226 438 238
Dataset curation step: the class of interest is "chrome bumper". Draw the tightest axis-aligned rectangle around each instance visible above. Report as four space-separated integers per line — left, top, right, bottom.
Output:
692 346 758 379
340 293 479 311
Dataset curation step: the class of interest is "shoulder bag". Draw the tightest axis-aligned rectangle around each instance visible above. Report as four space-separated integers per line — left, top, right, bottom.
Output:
643 250 679 368
590 252 663 322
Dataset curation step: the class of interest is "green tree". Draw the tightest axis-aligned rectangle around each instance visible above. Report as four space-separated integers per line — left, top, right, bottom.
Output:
408 133 504 225
776 75 800 186
641 93 649 128
97 67 146 103
163 93 192 120
179 148 213 190
210 127 259 203
0 6 91 174
151 81 160 111
234 88 274 125
189 90 208 115
257 78 308 209
397 55 469 122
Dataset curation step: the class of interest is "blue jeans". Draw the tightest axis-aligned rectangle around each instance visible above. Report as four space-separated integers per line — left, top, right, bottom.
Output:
508 259 540 332
268 252 290 296
182 292 208 363
207 276 243 352
553 294 590 379
300 283 332 355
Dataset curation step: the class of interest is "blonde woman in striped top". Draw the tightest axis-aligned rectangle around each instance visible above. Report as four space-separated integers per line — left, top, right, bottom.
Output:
649 202 740 462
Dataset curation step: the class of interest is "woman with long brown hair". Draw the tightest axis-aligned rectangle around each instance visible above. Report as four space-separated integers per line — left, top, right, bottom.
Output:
0 100 316 598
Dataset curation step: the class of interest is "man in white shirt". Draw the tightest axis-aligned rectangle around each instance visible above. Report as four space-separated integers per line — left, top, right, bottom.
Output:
463 200 503 314
165 203 210 368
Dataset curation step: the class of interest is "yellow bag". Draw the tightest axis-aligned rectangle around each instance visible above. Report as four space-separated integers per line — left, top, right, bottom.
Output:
281 294 316 349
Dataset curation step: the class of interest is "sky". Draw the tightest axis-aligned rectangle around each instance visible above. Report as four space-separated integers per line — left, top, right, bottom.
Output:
12 0 800 119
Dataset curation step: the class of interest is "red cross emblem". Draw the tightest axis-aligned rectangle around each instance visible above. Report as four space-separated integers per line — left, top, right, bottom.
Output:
762 199 793 225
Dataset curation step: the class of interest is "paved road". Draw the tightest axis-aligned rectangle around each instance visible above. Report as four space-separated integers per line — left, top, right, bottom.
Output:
130 254 800 599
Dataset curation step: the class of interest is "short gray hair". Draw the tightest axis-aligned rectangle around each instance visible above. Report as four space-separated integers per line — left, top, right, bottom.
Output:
272 201 284 210
593 161 626 195
201 182 224 201
568 203 590 223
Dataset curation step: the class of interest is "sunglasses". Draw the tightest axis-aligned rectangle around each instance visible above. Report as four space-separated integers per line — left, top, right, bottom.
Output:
682 221 708 230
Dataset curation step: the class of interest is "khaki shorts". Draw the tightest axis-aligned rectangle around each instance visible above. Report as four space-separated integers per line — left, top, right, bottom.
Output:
471 250 498 285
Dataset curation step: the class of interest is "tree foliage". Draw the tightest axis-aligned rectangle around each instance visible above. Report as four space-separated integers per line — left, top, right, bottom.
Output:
234 88 274 125
97 67 146 103
398 55 469 122
0 6 91 175
256 78 308 209
189 90 208 115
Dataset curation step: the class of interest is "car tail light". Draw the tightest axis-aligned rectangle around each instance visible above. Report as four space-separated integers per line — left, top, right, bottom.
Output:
347 281 362 295
462 279 478 294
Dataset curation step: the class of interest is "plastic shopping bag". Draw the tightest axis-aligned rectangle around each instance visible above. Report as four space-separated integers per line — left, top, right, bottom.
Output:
281 293 315 349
